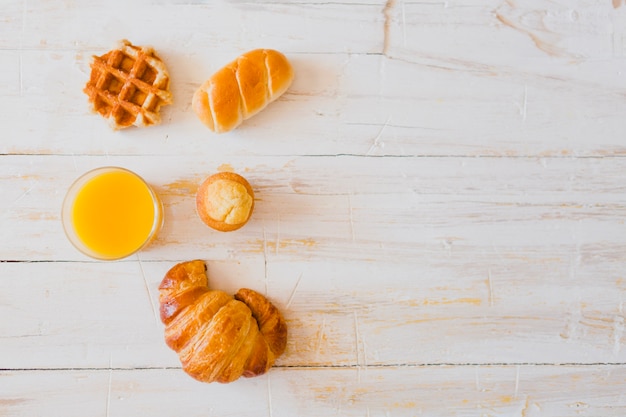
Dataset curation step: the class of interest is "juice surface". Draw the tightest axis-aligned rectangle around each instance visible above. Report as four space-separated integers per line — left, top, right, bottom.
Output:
71 170 157 259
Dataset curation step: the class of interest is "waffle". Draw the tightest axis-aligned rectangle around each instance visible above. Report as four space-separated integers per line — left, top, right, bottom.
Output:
84 40 173 129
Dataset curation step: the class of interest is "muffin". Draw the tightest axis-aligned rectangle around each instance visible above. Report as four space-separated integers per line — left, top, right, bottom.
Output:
195 172 254 232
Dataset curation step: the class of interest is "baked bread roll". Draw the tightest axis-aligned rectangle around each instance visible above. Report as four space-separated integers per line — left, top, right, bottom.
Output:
196 171 254 232
159 260 288 383
192 49 294 133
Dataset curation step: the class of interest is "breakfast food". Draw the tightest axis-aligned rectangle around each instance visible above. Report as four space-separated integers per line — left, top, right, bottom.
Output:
196 171 254 232
84 39 173 129
192 49 294 133
159 260 288 383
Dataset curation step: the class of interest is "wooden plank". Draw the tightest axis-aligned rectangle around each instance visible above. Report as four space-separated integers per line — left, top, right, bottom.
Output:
2 48 624 157
16 0 382 52
0 51 20 97
0 370 110 417
1 366 625 416
2 154 625 262
0 254 624 369
386 0 625 80
1 2 623 157
0 1 22 49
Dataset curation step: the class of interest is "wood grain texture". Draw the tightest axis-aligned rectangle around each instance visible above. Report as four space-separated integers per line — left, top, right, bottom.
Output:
2 0 626 415
2 1 625 157
0 256 625 369
2 366 626 416
2 154 625 262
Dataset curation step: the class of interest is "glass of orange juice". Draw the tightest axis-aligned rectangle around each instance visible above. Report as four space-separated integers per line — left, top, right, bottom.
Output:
62 167 164 260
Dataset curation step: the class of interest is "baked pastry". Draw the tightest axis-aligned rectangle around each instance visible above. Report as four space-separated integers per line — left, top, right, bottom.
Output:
84 39 173 129
192 49 294 133
159 260 288 383
196 171 254 232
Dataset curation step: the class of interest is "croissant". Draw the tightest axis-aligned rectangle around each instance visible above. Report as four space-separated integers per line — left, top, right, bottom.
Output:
158 260 288 383
192 49 294 133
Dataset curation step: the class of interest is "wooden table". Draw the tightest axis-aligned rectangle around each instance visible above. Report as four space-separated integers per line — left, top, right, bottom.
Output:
2 1 626 415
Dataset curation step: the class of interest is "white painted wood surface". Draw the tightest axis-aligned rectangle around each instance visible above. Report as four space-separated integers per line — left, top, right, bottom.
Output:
2 0 626 415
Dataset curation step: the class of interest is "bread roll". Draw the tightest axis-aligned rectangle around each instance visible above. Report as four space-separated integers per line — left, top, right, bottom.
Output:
192 49 294 133
196 171 254 232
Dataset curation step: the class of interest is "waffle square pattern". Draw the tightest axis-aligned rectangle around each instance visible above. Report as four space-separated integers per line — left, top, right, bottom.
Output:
84 40 173 130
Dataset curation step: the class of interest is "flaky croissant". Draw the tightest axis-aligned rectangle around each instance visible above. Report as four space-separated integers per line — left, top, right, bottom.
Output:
192 49 294 133
158 260 288 383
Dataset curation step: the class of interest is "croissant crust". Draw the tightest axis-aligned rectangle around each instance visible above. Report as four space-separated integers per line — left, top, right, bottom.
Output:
158 260 287 383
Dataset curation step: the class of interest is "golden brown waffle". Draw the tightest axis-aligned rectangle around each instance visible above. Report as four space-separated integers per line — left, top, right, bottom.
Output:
84 40 173 129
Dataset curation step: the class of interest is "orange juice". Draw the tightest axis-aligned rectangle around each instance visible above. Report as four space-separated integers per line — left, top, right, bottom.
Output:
62 167 163 260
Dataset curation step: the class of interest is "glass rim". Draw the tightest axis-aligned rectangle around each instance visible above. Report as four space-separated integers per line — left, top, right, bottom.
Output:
61 166 163 261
